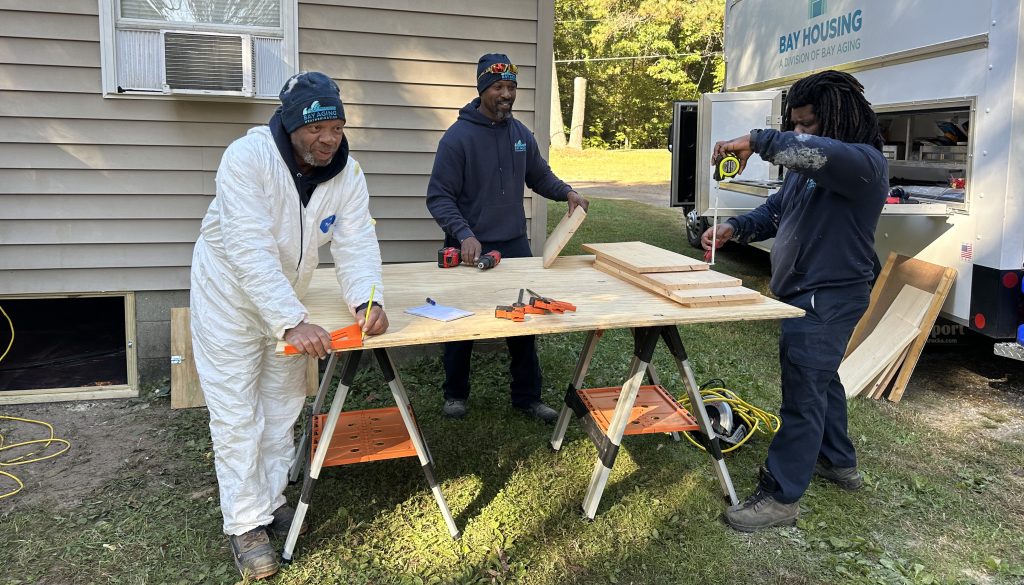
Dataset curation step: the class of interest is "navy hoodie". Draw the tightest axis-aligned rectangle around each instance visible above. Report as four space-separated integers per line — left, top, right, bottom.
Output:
426 98 573 243
726 129 888 299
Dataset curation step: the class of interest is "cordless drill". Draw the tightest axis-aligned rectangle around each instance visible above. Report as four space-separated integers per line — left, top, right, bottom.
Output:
436 247 501 270
477 250 501 270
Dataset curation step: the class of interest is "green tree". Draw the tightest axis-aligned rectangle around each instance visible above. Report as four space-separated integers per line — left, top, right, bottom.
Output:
554 0 724 149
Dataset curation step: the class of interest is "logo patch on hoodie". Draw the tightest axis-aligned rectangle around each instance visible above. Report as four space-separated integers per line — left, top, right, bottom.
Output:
514 140 526 152
320 215 336 233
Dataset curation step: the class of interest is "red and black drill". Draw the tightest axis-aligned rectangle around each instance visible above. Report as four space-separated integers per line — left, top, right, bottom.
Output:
437 247 502 270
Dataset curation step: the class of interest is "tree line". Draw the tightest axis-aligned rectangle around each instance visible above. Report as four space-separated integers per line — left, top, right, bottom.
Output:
554 0 724 149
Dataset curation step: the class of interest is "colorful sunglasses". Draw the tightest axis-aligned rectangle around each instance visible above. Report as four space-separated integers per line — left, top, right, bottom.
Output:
478 62 518 79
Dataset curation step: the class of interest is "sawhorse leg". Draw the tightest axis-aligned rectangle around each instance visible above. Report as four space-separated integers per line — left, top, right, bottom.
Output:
289 352 341 484
373 349 460 538
282 351 361 562
550 330 603 452
659 327 738 505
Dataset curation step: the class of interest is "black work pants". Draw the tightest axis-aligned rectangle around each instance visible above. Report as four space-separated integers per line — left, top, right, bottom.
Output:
764 283 870 503
440 234 542 408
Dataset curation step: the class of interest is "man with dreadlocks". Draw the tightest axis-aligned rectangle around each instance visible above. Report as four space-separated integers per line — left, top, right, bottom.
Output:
700 70 888 532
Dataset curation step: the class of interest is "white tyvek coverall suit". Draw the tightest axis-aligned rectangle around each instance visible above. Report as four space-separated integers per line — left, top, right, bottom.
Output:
190 126 382 535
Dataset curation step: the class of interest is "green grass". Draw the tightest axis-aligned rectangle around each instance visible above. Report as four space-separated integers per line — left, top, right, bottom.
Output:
549 148 670 185
2 198 1023 584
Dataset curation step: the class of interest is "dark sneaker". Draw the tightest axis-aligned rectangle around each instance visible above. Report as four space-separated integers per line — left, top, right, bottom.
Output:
814 457 864 490
266 504 308 539
516 401 559 423
442 399 467 418
723 473 799 533
228 527 278 579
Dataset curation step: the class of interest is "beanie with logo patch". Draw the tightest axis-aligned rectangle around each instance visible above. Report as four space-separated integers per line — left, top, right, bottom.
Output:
279 71 346 133
476 53 517 94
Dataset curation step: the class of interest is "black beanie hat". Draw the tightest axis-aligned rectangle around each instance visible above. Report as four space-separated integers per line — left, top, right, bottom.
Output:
476 53 517 94
279 71 345 133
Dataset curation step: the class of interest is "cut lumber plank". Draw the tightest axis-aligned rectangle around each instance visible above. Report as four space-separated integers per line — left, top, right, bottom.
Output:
170 307 319 409
594 259 761 307
582 241 709 273
542 206 586 268
845 253 956 403
642 269 741 290
840 284 932 398
869 345 911 400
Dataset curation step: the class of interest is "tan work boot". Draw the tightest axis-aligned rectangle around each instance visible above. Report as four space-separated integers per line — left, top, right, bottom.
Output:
267 504 308 539
228 527 278 579
814 457 864 490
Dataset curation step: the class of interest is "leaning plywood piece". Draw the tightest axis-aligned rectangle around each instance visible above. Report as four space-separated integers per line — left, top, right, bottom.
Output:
543 206 586 268
594 259 761 307
846 253 957 403
841 284 932 398
582 241 709 273
170 307 319 409
869 346 911 400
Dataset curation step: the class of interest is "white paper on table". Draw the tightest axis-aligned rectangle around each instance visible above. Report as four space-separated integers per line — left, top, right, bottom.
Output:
404 302 473 322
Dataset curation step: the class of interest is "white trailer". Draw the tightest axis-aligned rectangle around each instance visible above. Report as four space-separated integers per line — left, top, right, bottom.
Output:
671 0 1024 348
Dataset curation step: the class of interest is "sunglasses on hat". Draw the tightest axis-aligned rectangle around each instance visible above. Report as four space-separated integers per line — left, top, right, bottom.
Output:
478 62 518 79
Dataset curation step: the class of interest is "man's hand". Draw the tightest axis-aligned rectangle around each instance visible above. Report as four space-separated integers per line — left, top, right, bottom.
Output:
713 133 756 175
567 190 589 214
460 236 482 265
284 322 333 359
701 222 736 251
358 305 389 336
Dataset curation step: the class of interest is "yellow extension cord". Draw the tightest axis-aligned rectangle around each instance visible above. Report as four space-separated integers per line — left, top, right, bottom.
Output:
0 305 72 500
677 385 781 454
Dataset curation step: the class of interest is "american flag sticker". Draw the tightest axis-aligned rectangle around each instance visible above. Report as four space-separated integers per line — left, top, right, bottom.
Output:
960 242 973 261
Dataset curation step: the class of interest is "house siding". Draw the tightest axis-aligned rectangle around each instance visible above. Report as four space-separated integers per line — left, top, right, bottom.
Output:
0 0 552 385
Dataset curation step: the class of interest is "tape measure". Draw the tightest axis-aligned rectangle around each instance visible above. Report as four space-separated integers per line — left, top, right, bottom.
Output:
714 154 741 181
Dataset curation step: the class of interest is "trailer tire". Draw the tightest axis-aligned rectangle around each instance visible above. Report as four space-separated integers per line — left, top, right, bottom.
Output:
685 209 710 250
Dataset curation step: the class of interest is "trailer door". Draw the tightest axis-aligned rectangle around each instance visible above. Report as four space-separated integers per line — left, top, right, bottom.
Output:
696 90 782 217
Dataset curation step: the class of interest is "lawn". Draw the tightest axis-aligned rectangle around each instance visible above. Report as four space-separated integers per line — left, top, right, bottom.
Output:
1 198 1023 585
548 148 670 185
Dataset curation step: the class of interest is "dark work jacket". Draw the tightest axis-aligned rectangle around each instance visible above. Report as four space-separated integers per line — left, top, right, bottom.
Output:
727 130 888 299
426 98 573 243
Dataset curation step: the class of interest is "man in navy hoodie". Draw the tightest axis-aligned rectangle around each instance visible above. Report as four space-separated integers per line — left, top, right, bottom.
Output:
426 53 588 422
700 70 888 531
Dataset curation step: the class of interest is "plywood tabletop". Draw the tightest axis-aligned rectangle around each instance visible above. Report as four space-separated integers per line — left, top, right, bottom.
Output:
277 255 803 354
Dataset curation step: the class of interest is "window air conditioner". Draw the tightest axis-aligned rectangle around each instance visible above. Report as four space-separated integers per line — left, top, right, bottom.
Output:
115 29 287 98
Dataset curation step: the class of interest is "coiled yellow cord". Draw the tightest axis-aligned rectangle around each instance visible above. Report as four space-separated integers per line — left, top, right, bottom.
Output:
0 416 71 500
678 386 781 454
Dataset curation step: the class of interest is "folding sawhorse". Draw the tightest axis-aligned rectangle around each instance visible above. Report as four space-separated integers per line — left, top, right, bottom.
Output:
282 348 460 562
550 326 740 519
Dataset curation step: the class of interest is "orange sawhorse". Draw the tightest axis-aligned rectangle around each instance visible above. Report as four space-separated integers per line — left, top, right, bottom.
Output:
282 348 459 562
550 326 739 519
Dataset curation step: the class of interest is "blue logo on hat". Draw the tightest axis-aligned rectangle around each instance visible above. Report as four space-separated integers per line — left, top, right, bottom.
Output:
514 140 526 152
303 100 338 125
320 214 336 233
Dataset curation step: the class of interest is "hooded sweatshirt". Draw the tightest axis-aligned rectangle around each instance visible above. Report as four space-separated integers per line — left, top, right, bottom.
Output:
426 98 573 243
726 129 888 299
268 108 349 206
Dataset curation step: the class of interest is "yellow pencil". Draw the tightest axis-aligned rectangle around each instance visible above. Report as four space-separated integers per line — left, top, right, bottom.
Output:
362 283 376 340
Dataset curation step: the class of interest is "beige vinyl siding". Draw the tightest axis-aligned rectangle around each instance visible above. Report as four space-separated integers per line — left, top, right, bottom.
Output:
0 0 551 295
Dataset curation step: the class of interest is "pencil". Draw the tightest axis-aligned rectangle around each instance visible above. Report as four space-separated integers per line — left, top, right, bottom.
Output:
363 283 376 340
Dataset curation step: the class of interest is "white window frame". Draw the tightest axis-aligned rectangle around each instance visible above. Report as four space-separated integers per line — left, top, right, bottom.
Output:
97 0 298 101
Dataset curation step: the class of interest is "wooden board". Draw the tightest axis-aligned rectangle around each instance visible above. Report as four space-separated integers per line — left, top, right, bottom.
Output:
581 241 709 273
845 253 957 403
643 270 741 291
868 345 911 400
593 259 761 307
841 284 932 398
276 255 803 354
542 206 586 268
172 307 319 409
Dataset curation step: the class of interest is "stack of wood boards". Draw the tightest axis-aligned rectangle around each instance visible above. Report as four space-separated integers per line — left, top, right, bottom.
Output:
582 241 762 307
840 253 956 402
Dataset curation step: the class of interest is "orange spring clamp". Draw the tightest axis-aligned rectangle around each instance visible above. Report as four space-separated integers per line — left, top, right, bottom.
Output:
513 288 547 315
494 305 525 322
283 323 363 355
526 289 576 314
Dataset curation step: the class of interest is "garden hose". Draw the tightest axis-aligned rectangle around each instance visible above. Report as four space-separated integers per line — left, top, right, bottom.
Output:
0 416 71 500
677 380 781 454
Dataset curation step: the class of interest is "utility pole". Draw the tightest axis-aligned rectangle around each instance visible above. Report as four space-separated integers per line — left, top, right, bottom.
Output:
568 76 586 149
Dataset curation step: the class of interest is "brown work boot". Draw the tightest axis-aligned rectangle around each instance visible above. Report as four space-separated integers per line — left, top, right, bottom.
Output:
516 401 558 423
723 468 799 532
814 457 864 490
267 504 308 539
228 527 278 579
